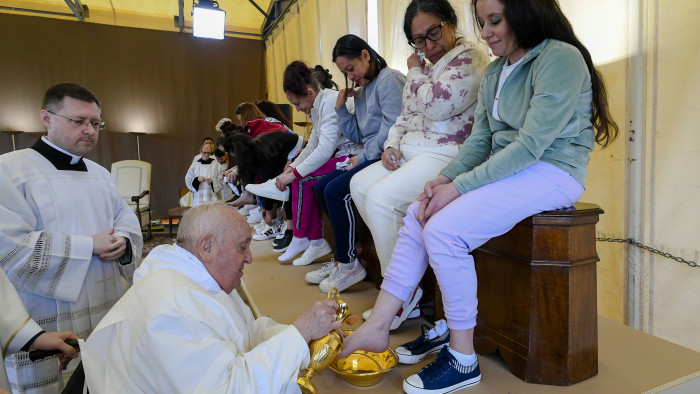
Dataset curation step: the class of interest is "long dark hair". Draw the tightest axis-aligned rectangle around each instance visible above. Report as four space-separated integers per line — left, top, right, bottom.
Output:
224 131 295 184
283 61 338 97
403 0 458 42
254 100 293 129
471 0 618 147
332 34 387 92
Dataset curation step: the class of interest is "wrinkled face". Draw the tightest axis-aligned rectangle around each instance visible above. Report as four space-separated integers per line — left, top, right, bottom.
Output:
285 89 316 115
410 12 457 64
476 0 526 64
334 50 372 87
41 96 101 156
207 214 252 293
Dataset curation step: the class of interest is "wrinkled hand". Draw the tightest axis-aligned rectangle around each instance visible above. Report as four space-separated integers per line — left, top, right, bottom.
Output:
407 51 425 70
93 229 126 261
381 148 401 171
29 331 79 370
416 175 459 226
336 88 357 109
344 156 360 171
275 172 296 191
293 299 343 343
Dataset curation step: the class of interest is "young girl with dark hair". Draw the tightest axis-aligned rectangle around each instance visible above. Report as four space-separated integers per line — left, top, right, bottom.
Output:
307 35 406 294
340 0 618 392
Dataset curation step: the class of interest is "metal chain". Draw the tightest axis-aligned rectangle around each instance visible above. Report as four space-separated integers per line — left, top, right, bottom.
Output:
596 237 698 268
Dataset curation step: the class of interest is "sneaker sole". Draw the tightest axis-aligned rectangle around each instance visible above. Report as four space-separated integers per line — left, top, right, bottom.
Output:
396 343 448 364
319 269 366 293
390 307 421 331
402 374 480 394
272 246 288 253
305 271 332 284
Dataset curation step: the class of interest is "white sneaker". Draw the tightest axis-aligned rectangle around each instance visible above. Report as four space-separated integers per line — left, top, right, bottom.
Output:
305 259 336 284
292 240 332 266
362 287 423 330
319 259 366 293
247 207 263 224
238 204 257 216
275 222 287 239
245 179 290 202
253 219 268 233
253 223 283 241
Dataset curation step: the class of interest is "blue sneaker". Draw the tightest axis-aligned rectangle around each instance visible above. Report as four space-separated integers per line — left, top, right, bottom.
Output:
395 320 450 364
403 347 481 394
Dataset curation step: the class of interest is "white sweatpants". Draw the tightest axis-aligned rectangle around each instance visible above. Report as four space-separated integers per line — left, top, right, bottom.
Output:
349 144 459 274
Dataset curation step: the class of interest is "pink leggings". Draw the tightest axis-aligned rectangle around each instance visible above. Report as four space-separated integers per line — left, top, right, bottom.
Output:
380 162 584 330
291 156 348 239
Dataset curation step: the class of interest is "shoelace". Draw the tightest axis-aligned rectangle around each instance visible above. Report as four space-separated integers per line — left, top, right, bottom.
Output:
326 265 343 281
420 347 452 382
318 260 335 273
402 324 433 350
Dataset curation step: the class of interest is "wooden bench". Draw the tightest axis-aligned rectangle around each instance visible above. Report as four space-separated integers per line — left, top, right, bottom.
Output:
325 201 603 385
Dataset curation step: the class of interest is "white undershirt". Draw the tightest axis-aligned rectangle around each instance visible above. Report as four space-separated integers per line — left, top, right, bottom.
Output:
492 55 527 122
287 135 304 161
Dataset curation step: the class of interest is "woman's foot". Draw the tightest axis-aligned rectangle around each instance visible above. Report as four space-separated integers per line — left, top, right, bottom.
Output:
338 320 390 358
231 190 255 207
278 236 310 261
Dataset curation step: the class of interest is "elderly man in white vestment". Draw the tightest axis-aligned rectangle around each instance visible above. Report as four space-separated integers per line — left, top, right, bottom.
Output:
82 203 342 393
1 270 80 393
0 83 143 392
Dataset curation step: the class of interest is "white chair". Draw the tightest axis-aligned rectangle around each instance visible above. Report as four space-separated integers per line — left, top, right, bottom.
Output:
111 160 152 240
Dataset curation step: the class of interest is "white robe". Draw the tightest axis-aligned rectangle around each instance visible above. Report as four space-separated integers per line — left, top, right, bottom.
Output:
185 159 224 205
82 244 310 393
1 271 43 392
0 144 143 393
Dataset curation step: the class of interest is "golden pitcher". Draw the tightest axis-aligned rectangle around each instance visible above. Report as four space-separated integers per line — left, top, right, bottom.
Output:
297 288 352 394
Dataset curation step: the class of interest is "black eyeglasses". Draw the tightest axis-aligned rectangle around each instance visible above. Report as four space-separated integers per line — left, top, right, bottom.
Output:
47 110 107 131
409 21 446 49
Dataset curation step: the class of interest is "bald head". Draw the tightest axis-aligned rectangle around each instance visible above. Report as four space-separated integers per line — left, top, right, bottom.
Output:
177 203 247 253
177 203 253 293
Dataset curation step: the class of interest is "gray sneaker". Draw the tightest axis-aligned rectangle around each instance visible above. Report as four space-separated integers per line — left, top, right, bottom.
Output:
305 259 336 284
319 259 366 293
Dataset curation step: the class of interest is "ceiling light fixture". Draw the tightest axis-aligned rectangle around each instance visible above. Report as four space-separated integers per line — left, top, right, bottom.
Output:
192 0 226 40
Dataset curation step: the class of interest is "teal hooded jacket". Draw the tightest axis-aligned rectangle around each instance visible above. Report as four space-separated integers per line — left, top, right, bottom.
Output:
440 38 595 194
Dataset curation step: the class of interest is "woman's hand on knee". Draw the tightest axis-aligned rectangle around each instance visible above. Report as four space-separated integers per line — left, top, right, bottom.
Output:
381 148 401 171
418 182 461 226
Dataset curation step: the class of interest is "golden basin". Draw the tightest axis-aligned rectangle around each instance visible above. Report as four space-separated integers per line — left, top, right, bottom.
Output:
329 331 398 387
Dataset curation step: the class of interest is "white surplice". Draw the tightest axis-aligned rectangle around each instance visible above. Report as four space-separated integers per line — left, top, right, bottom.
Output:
82 244 310 393
0 141 143 393
185 158 223 205
1 271 44 392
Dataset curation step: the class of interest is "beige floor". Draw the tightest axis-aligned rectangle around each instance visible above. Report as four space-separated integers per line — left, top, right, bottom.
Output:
243 237 700 393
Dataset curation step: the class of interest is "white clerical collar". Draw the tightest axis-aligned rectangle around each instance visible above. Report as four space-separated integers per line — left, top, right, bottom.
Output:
133 243 224 295
42 136 83 165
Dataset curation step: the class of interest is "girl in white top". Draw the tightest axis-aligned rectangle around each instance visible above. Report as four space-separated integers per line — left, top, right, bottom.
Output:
275 61 362 263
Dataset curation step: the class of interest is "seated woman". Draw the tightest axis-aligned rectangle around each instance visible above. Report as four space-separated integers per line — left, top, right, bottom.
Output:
307 34 406 293
269 61 363 263
339 0 618 393
226 130 305 240
350 0 488 328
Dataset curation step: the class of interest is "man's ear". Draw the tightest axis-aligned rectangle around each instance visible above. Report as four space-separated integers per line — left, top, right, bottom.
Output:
40 110 52 129
196 234 213 262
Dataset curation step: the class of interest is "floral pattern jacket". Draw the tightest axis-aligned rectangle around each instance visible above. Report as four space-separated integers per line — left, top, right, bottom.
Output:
384 38 489 150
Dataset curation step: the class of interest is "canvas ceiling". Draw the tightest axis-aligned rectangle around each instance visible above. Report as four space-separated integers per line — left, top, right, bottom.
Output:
0 0 274 39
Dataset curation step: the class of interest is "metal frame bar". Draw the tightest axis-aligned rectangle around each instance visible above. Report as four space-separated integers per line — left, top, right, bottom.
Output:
63 0 84 21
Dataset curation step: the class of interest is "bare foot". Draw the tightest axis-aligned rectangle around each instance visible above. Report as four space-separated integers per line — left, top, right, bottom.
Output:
231 190 255 207
338 321 390 358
